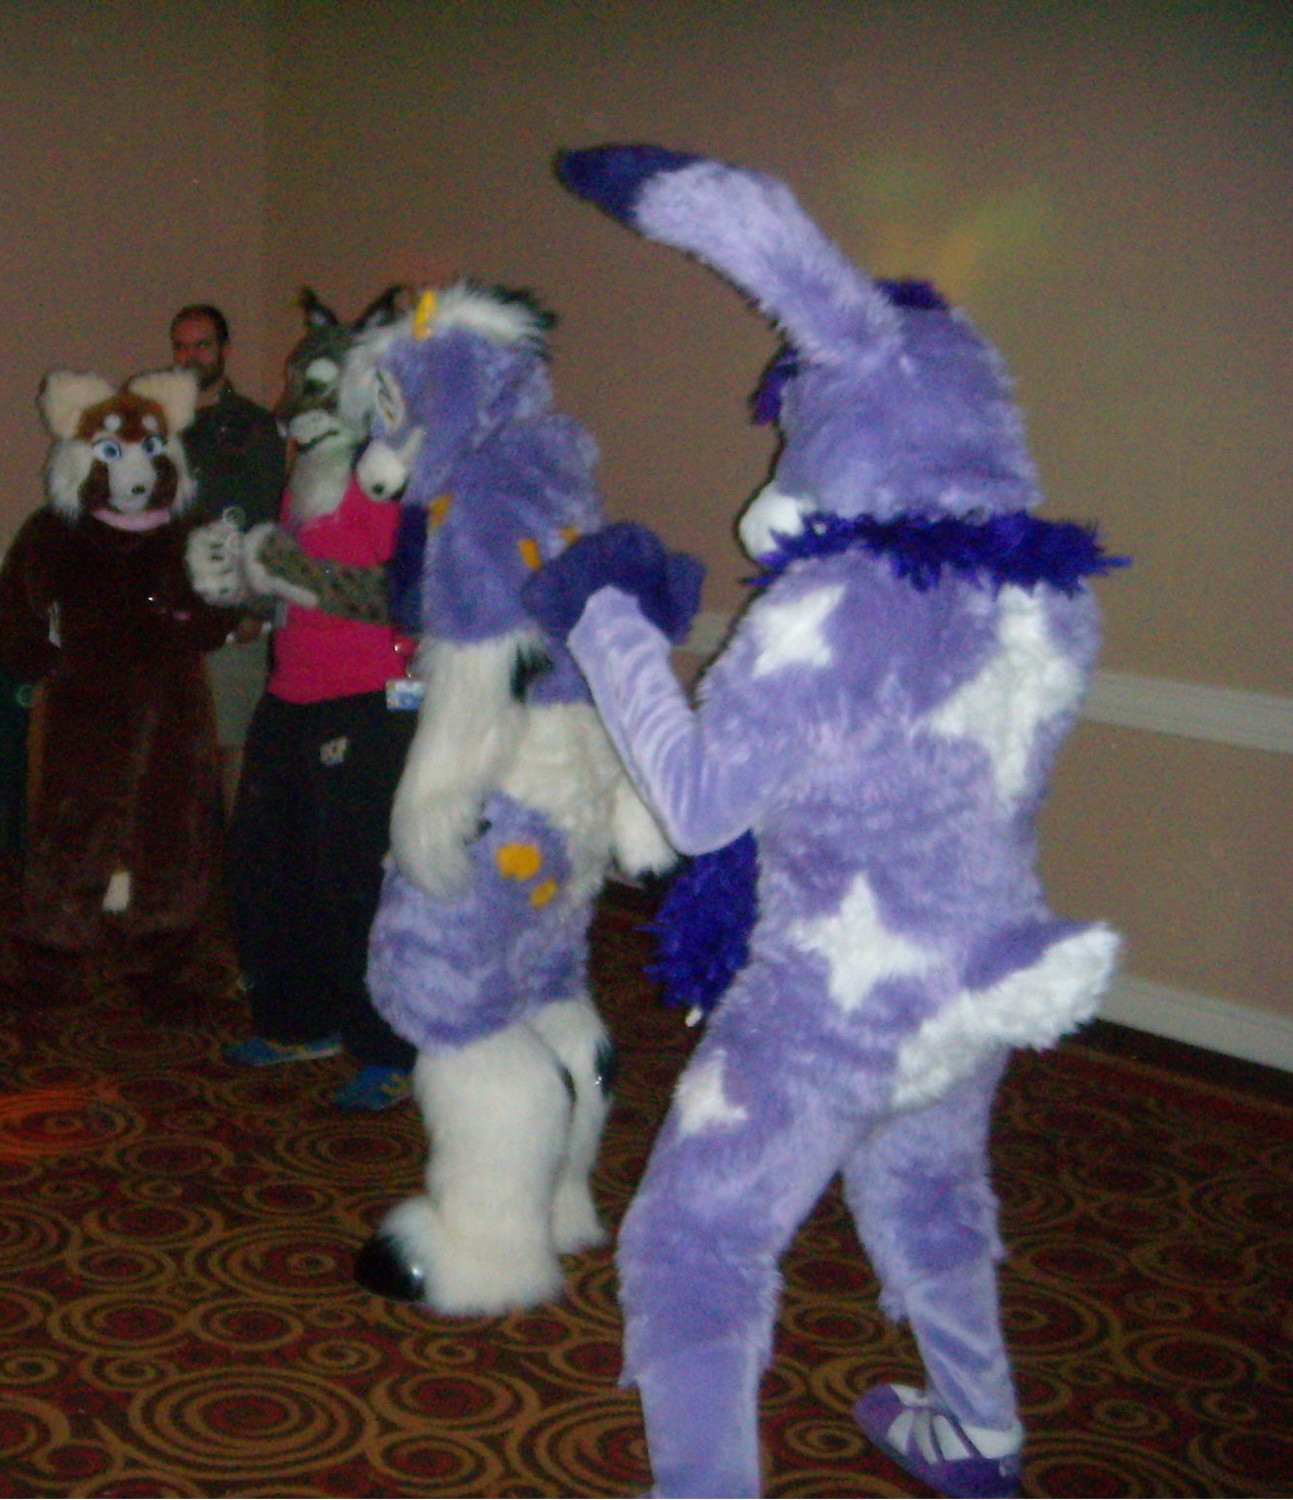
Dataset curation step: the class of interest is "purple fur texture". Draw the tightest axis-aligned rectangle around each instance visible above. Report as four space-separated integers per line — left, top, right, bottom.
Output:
367 793 588 1052
359 283 605 674
522 521 705 646
556 146 1124 1496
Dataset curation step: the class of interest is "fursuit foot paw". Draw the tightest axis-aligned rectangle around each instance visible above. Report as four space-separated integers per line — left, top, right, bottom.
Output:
352 1196 565 1316
353 1231 425 1304
551 1180 606 1257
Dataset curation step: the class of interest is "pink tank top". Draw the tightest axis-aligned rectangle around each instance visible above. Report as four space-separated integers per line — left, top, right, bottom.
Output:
268 475 415 704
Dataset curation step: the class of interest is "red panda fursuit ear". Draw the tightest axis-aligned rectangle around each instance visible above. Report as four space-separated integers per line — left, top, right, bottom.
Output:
128 368 199 436
37 371 114 439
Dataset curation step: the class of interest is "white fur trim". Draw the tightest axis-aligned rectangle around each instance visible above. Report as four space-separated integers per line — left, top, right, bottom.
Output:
738 482 811 561
45 440 95 518
609 775 676 879
751 583 845 677
37 372 114 440
928 587 1084 805
428 280 549 350
892 924 1121 1109
675 1049 748 1136
337 319 401 433
791 871 940 1015
389 635 530 898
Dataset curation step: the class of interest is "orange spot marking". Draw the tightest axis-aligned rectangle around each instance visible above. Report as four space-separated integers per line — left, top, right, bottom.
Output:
413 289 439 340
497 842 543 882
517 537 543 570
529 879 559 909
429 494 453 529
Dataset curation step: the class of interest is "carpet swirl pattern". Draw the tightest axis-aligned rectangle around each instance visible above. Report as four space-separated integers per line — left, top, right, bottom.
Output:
0 890 1289 1497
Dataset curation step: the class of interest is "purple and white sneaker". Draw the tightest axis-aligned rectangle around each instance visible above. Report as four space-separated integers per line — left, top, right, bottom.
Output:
855 1383 1023 1498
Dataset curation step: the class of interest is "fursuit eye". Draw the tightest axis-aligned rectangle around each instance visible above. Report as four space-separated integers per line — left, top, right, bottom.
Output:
141 434 166 457
92 438 122 462
303 357 338 396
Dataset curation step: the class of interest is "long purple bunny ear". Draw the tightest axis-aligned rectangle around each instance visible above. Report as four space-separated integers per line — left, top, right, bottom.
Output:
557 144 899 368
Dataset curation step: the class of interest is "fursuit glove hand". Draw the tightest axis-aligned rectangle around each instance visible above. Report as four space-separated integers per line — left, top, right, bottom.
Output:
186 517 251 608
522 521 704 646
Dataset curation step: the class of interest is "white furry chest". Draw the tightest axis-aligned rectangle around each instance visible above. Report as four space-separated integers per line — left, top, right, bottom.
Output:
500 702 627 879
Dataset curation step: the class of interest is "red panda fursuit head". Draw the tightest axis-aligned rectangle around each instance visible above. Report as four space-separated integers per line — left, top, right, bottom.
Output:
0 368 236 1016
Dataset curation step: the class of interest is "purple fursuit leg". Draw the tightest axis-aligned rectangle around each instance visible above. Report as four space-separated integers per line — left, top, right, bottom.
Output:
617 974 886 1498
633 1339 765 1498
842 1054 1017 1434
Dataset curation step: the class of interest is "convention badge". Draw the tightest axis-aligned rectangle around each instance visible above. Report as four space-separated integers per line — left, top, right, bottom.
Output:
386 677 425 711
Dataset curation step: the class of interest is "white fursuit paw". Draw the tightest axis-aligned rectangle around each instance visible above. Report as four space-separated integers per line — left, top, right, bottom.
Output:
185 517 249 607
610 776 676 882
354 1195 566 1315
355 1020 597 1316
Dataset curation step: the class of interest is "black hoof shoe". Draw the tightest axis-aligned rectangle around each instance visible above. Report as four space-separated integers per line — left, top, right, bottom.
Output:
354 1233 425 1303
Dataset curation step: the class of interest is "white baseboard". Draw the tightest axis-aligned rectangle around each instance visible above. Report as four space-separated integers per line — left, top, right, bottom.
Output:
1099 973 1293 1075
1083 670 1293 755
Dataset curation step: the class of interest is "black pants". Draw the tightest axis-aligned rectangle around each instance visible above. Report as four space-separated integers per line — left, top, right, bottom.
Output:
226 690 417 1069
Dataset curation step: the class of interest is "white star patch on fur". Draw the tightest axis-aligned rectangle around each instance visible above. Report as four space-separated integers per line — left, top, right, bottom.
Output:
927 587 1083 804
675 1051 748 1137
752 584 845 678
790 872 938 1015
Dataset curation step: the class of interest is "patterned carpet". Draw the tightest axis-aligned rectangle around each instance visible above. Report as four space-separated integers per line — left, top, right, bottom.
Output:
0 885 1290 1498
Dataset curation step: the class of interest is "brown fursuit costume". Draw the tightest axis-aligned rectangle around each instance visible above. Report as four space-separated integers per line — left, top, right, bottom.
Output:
0 369 236 1011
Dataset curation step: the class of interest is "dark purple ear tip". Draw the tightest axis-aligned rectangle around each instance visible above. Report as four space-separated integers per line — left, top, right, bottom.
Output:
555 144 702 222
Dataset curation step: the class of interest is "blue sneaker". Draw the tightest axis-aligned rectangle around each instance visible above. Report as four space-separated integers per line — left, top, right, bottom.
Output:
224 1034 343 1067
333 1065 411 1111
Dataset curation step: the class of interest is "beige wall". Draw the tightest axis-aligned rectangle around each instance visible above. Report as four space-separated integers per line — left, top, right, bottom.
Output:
264 0 1292 695
0 0 274 542
2 2 1289 1033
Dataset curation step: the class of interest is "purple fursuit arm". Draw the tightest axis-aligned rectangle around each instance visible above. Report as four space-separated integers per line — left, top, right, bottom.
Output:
568 587 781 856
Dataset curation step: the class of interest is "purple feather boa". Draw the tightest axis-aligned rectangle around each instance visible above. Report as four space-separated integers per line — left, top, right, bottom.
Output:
647 831 758 1017
754 509 1129 596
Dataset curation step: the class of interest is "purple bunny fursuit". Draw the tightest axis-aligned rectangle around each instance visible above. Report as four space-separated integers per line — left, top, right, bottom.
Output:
549 145 1125 1498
